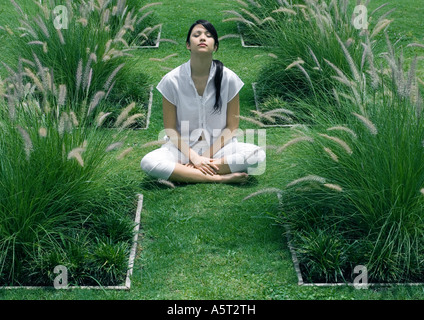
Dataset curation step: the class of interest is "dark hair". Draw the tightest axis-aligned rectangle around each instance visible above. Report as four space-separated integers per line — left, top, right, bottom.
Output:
186 20 223 114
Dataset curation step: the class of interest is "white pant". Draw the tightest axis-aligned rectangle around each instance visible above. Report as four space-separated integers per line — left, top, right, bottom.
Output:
140 138 266 180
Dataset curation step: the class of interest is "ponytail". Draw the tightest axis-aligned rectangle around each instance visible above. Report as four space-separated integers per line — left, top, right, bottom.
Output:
212 59 223 114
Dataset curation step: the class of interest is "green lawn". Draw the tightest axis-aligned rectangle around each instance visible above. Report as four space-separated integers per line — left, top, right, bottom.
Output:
1 0 424 300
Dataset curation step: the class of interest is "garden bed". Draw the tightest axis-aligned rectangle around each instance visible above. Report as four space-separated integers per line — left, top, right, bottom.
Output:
0 194 143 291
284 225 424 288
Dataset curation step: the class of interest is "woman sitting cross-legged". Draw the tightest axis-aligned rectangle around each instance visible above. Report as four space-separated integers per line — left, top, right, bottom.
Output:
140 20 265 184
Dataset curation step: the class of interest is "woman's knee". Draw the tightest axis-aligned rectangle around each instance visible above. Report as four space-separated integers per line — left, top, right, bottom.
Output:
140 152 175 180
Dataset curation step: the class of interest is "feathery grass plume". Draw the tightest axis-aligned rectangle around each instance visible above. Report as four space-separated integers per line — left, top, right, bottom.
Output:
264 108 295 117
96 111 112 127
222 17 256 27
67 147 85 167
116 147 133 160
27 40 44 46
250 110 275 123
407 43 424 50
266 113 293 123
324 58 350 86
157 38 179 45
237 115 265 127
319 133 353 155
82 58 93 91
405 55 418 97
335 33 360 82
33 15 50 38
75 59 83 92
323 147 339 162
10 0 24 16
243 188 282 201
240 8 261 25
139 2 163 12
38 127 47 138
24 67 44 92
363 36 380 89
222 10 256 26
323 183 343 192
120 113 144 129
87 91 105 116
338 91 356 104
246 0 261 7
308 47 321 70
141 140 166 148
352 112 378 135
296 64 313 89
218 34 240 41
115 102 135 127
235 0 249 7
149 53 178 62
106 141 124 152
420 188 424 195
370 19 392 38
58 112 72 136
58 84 67 106
103 63 125 91
277 136 314 153
69 111 79 126
243 9 274 25
56 27 65 45
273 7 297 15
17 125 33 160
370 2 389 16
265 145 279 150
278 0 291 6
157 179 176 188
286 174 326 188
285 58 305 70
327 126 357 138
77 18 88 27
17 19 37 38
137 24 162 43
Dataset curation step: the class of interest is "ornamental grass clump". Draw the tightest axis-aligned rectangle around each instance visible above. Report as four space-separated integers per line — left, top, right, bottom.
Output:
246 32 424 283
253 0 393 122
0 62 141 286
1 0 154 127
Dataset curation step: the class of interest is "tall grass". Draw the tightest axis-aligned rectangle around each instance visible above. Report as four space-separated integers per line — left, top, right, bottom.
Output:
248 0 393 122
1 0 156 126
0 59 141 286
246 26 424 282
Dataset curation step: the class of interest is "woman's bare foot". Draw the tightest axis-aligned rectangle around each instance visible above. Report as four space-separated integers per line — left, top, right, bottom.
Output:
219 172 249 184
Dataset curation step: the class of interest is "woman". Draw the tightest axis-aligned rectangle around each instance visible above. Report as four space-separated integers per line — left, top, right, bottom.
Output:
140 20 265 183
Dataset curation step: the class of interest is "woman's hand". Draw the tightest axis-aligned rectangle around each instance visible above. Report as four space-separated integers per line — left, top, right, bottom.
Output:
189 151 220 175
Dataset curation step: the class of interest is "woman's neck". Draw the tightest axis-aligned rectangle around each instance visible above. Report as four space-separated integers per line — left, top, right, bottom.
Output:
190 54 213 78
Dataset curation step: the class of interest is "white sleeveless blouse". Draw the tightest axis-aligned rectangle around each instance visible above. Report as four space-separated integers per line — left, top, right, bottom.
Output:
156 60 244 146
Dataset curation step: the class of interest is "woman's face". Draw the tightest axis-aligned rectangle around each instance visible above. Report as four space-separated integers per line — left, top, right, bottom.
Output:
186 24 217 54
